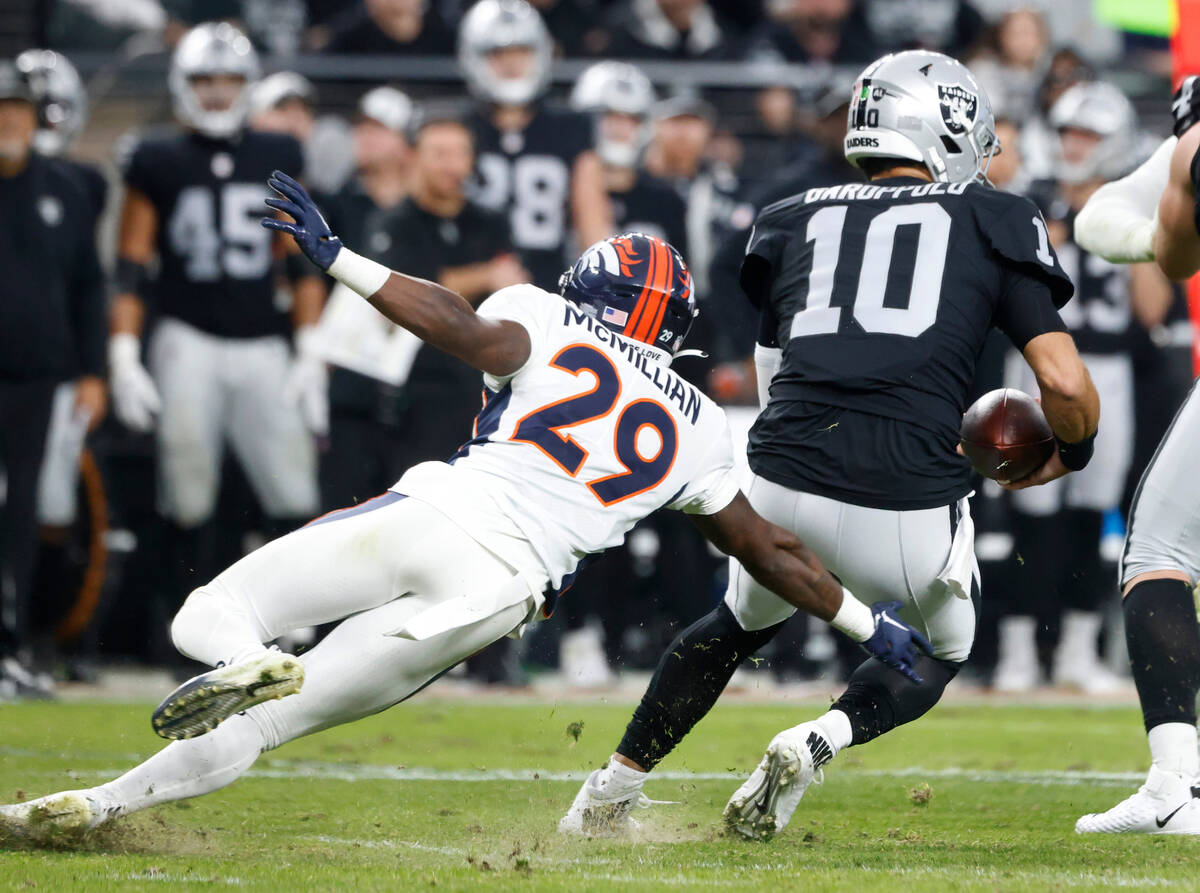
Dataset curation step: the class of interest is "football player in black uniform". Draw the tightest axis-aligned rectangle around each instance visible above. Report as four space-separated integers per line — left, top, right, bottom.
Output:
570 61 687 254
458 0 612 291
107 24 326 615
994 82 1173 696
562 50 1101 840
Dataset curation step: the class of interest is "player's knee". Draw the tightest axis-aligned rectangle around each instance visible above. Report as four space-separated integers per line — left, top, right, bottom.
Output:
170 585 232 660
1122 568 1191 596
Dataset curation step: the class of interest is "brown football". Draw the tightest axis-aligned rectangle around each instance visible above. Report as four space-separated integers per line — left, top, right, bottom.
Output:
960 388 1054 484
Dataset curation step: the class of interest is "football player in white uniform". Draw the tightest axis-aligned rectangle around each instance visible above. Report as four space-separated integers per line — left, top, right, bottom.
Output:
0 173 933 833
1068 80 1200 835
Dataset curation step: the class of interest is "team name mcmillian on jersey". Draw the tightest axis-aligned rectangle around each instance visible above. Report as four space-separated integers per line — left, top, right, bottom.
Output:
563 304 703 425
803 180 971 204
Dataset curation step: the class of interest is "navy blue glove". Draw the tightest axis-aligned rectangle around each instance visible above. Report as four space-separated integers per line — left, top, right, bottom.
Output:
861 601 934 684
261 170 342 270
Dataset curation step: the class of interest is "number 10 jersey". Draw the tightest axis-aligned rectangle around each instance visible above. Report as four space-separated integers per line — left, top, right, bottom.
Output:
744 176 1075 510
393 285 739 603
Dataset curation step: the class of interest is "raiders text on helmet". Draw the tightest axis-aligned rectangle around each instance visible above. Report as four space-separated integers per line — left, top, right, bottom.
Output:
570 62 656 168
1049 81 1138 184
16 50 87 156
169 22 261 140
843 50 998 184
458 0 552 108
559 233 696 363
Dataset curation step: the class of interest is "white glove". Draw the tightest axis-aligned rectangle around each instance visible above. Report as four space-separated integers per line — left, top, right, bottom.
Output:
283 325 329 436
108 333 161 432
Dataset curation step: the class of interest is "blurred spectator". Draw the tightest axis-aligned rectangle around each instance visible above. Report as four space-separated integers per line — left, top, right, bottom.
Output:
644 93 751 325
987 117 1028 193
1020 45 1095 181
993 82 1172 693
860 0 985 56
0 60 106 697
737 70 816 191
247 71 354 193
749 0 879 66
47 0 166 51
319 0 455 54
970 7 1050 120
526 0 610 56
317 85 415 513
569 61 687 252
600 0 739 60
460 0 611 290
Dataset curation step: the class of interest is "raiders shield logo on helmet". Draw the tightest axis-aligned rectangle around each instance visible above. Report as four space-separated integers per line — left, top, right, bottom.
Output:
937 84 977 135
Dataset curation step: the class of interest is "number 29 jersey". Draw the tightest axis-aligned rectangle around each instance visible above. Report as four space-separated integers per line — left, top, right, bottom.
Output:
122 128 304 339
744 176 1075 510
393 285 739 603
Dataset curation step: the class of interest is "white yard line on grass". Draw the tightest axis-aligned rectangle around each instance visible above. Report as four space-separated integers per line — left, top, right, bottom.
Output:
12 760 1149 788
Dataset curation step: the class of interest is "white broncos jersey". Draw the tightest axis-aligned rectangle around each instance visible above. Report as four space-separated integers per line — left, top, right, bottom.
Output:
393 284 739 603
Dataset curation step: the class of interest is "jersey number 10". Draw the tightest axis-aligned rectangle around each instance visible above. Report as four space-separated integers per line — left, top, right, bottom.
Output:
791 202 951 339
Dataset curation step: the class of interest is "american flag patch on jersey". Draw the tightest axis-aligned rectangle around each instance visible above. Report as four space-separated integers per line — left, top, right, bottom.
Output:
602 306 628 325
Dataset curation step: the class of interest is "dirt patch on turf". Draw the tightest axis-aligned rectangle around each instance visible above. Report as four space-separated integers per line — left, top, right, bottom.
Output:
0 811 220 855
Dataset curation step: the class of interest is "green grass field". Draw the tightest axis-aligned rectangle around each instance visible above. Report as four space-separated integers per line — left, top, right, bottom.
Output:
1 696 1198 891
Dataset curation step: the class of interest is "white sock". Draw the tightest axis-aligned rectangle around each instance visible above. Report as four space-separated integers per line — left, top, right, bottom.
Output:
171 585 270 668
1056 610 1103 663
1148 723 1200 778
603 757 647 794
813 709 853 753
89 713 267 818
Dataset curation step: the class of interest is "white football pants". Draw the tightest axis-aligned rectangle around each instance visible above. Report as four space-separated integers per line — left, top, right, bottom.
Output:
87 494 537 818
149 317 318 526
724 474 978 662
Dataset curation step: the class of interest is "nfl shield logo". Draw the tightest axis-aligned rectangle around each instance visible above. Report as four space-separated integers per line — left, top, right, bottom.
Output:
37 195 62 227
937 84 978 136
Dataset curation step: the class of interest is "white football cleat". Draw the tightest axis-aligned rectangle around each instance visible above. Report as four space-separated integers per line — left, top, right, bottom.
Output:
724 722 833 840
151 651 304 740
0 790 105 833
559 766 661 837
1076 765 1200 835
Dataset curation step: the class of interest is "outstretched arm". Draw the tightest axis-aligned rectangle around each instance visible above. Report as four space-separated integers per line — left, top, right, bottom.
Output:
692 492 933 682
262 171 530 378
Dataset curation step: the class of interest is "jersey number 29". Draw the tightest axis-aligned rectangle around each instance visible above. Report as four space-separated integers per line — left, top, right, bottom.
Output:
512 344 678 506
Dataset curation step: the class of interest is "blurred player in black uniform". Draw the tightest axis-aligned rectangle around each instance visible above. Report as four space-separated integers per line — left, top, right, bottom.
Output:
106 24 326 645
562 50 1100 840
458 0 612 290
992 82 1173 694
570 61 686 253
0 60 106 697
556 60 694 685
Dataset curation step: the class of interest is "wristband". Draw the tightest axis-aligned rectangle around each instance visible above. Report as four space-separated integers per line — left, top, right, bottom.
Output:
115 258 149 296
108 332 142 369
1056 430 1096 471
327 247 391 298
829 588 874 643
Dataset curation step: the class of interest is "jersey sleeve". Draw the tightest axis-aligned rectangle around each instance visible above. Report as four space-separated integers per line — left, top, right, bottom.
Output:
667 418 740 516
992 265 1069 349
475 285 560 387
975 189 1074 308
738 198 797 309
121 138 162 202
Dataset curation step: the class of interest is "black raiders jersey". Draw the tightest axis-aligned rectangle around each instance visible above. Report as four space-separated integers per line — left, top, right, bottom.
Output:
610 171 688 258
468 104 593 291
123 128 304 339
58 157 108 225
1032 191 1134 356
744 177 1074 510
